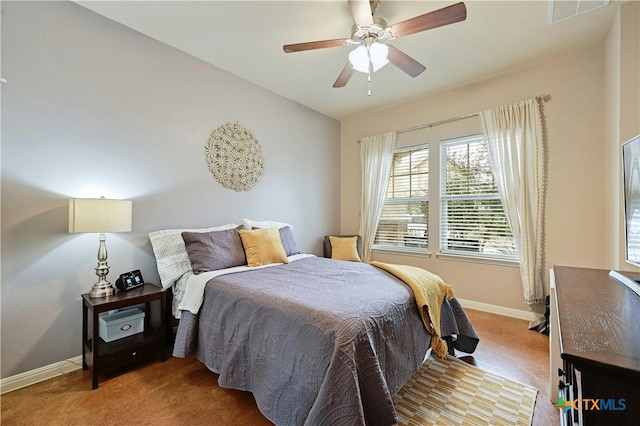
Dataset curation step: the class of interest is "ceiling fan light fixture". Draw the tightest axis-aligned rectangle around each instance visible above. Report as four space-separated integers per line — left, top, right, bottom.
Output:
369 42 389 72
348 45 370 73
349 41 389 74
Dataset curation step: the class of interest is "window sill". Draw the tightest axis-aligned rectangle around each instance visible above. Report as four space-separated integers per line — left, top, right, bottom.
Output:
371 248 519 267
372 247 431 258
436 252 520 267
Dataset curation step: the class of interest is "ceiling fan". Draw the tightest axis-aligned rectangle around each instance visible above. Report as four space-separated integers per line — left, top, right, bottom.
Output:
283 1 467 91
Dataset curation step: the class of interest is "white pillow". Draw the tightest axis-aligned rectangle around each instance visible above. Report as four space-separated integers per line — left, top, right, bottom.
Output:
241 218 292 229
149 223 239 289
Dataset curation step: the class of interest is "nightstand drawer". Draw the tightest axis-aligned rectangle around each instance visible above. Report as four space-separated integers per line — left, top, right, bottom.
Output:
101 341 159 371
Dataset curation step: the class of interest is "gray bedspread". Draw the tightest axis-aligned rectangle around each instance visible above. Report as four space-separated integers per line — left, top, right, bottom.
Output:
173 256 478 426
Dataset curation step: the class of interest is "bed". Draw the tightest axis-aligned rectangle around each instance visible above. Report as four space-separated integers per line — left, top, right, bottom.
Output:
149 221 478 426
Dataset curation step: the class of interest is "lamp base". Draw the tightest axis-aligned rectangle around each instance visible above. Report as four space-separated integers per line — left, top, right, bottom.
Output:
89 233 115 298
89 282 115 298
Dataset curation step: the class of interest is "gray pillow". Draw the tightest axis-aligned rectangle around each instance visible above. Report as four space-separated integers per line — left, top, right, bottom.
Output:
279 226 302 256
182 226 246 273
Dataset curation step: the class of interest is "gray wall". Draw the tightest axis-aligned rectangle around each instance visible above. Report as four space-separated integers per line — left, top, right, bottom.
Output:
1 1 341 378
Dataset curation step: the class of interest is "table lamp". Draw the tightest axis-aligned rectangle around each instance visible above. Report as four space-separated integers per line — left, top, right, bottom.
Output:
69 197 132 298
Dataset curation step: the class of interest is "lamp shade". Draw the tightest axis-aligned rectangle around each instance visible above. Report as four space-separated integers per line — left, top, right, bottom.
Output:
69 198 132 233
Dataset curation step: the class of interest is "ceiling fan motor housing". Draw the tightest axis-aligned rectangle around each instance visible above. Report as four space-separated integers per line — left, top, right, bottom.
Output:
350 17 390 45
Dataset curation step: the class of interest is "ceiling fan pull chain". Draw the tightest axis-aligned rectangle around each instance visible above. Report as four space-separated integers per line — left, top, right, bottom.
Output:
367 48 372 96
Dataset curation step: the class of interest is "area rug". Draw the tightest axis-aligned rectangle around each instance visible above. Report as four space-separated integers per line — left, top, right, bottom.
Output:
394 355 538 426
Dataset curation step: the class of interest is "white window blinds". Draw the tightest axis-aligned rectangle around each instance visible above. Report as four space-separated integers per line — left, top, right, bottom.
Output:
440 135 517 260
374 144 428 251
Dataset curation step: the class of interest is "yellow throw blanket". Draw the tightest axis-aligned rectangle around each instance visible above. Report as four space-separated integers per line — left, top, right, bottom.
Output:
370 261 455 358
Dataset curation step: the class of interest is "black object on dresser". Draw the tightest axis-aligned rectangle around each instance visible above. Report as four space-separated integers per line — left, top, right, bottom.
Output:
82 283 167 389
551 266 640 426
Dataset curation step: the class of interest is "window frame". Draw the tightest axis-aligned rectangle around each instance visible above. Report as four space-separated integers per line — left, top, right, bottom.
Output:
371 134 519 265
372 144 429 254
439 134 519 262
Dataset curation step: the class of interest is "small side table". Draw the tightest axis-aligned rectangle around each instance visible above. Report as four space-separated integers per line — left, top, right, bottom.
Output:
82 283 167 389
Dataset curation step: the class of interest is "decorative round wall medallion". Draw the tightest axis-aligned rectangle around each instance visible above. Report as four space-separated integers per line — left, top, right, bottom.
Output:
205 122 265 192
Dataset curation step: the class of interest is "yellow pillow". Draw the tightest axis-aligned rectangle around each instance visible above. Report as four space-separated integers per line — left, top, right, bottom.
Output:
329 236 361 262
239 228 289 267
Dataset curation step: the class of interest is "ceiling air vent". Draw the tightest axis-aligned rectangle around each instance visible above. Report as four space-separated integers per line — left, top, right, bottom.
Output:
548 0 610 25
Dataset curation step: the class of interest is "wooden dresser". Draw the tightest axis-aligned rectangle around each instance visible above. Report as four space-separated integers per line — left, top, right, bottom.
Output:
550 266 640 425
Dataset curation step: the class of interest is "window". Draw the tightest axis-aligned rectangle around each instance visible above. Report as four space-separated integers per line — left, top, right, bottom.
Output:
440 135 517 260
372 134 517 262
374 144 429 252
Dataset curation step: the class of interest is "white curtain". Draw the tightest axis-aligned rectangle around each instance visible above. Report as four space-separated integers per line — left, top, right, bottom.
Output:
480 98 545 305
359 132 396 263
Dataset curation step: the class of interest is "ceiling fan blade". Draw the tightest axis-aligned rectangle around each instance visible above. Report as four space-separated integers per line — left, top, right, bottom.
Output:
387 45 426 78
348 0 373 28
387 2 467 39
283 39 349 53
333 62 354 88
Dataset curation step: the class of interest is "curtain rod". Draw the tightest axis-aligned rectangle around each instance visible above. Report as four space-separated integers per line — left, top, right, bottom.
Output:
389 94 550 136
397 112 478 134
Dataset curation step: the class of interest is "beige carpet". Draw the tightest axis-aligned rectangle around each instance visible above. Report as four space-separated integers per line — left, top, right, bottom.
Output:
394 355 538 426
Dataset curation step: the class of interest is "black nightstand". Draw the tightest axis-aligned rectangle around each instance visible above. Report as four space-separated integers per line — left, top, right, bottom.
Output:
82 283 167 389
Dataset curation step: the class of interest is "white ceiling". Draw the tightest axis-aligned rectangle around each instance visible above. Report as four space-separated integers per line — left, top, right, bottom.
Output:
75 0 622 120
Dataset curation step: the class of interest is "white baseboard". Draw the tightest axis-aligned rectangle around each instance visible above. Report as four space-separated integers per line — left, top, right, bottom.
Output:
457 298 543 322
0 355 83 395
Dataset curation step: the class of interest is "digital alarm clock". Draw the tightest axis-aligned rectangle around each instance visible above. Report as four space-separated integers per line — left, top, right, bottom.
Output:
115 270 144 291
